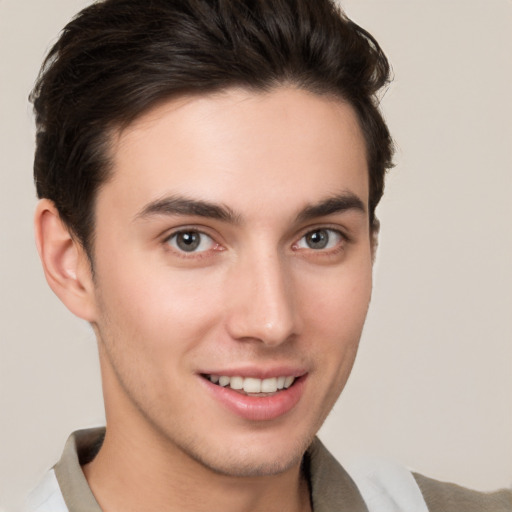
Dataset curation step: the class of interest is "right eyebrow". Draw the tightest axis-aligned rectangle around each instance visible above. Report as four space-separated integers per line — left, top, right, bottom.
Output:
133 195 241 224
295 192 366 223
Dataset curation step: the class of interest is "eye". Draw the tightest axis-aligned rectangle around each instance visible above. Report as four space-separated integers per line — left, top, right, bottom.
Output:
295 228 343 251
166 230 216 253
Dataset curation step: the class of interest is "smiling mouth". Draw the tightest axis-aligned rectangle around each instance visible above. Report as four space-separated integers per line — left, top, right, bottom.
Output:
202 374 296 396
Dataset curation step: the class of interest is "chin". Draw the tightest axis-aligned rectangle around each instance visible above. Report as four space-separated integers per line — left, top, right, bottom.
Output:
191 448 305 478
178 429 314 478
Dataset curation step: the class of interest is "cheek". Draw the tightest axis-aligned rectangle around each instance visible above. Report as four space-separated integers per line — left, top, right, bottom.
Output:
93 255 226 356
301 262 373 339
296 256 372 394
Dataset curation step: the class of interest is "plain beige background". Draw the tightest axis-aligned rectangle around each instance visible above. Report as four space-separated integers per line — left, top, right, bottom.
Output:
1 0 511 510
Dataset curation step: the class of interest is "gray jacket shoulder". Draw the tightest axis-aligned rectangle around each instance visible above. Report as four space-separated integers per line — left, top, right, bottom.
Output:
413 472 512 512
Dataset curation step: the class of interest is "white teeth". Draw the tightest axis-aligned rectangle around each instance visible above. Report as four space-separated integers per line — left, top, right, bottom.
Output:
218 376 230 387
243 377 261 393
207 375 296 393
230 376 243 390
284 376 295 389
261 377 277 393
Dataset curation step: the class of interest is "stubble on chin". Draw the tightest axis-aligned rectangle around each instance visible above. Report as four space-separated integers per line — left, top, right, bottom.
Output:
168 427 317 479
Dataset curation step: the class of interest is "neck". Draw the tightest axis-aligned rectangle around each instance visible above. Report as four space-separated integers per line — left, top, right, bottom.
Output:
83 424 311 512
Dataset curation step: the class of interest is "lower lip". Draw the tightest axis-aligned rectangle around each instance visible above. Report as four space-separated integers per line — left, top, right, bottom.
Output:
201 376 307 421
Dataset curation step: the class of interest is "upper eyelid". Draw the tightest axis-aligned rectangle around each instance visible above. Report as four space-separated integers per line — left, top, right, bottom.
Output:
162 225 218 242
296 225 349 242
166 229 213 241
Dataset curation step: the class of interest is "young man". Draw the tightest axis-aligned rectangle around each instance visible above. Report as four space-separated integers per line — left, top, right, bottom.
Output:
26 1 511 511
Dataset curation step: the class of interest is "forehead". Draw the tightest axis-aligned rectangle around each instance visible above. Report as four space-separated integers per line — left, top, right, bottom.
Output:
102 87 369 221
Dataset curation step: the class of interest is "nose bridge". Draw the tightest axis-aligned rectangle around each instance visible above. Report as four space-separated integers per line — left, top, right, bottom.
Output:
225 244 299 346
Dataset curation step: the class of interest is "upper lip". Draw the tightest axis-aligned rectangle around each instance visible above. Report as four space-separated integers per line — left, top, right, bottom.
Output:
199 366 307 379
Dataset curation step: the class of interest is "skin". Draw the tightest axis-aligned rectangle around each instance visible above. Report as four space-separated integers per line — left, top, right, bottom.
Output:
35 87 374 512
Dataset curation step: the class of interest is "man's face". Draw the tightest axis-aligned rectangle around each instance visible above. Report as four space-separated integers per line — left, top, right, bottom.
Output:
90 87 373 476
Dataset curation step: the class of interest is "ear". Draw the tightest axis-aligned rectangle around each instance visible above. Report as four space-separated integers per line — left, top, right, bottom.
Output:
34 199 97 322
370 217 380 263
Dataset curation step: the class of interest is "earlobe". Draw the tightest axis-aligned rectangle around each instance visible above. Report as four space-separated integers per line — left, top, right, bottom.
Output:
34 199 97 322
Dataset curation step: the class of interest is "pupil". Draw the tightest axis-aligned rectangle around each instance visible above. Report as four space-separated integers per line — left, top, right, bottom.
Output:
177 232 200 251
307 230 328 249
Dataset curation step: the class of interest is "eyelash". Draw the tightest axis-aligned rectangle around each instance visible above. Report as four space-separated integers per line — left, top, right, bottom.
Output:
164 229 222 258
163 226 348 259
292 228 347 254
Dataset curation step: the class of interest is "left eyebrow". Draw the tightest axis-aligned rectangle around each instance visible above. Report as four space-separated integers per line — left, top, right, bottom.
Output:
296 192 366 223
134 195 240 223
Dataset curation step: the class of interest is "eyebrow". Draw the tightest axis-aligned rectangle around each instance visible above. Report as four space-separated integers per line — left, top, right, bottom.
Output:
134 196 240 223
295 192 366 223
134 191 366 224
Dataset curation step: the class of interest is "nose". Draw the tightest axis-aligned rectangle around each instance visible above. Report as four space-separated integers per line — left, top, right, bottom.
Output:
224 250 300 346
